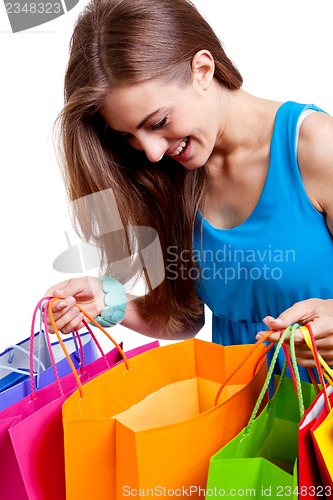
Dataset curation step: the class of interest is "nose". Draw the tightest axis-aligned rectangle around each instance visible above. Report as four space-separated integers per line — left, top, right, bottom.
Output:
131 135 166 163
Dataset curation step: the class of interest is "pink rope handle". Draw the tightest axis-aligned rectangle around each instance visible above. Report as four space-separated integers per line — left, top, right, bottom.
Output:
48 298 130 398
30 297 64 401
72 329 85 376
29 295 125 400
307 368 321 393
281 332 299 396
80 319 111 370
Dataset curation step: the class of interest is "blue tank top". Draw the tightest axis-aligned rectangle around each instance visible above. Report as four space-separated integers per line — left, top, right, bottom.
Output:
193 101 333 380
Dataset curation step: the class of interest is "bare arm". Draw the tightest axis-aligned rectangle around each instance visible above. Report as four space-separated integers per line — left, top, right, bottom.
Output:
45 276 204 340
297 110 333 232
257 110 333 366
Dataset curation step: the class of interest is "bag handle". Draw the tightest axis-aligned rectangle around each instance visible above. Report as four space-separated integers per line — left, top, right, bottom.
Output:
0 344 46 375
29 297 66 400
245 324 304 436
281 324 333 398
299 324 332 413
300 324 333 384
214 329 275 406
0 365 39 377
29 296 110 399
42 299 112 373
280 326 305 411
29 294 131 400
2 300 48 381
47 297 130 398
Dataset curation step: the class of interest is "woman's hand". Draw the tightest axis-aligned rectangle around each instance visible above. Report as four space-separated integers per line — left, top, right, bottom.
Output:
256 298 333 367
44 276 105 334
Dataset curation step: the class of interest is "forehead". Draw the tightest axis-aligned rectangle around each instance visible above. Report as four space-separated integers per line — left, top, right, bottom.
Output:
100 79 188 130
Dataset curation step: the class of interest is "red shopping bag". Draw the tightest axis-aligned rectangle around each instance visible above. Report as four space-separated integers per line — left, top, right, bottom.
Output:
0 297 158 500
299 387 333 498
298 324 333 499
310 402 333 495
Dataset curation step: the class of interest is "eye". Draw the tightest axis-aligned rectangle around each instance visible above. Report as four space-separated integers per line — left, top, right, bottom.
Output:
117 131 131 138
151 117 168 131
117 131 134 141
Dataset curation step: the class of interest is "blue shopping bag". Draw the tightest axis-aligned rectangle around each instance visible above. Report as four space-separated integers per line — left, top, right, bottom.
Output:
0 311 99 410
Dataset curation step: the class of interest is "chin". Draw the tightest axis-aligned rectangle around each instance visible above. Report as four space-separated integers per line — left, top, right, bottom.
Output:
181 153 209 170
181 162 204 171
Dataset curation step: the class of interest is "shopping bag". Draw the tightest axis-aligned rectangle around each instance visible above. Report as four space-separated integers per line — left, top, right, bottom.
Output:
309 325 333 497
0 331 50 391
205 325 317 500
311 407 333 495
62 312 269 500
0 297 159 500
0 300 80 392
299 387 333 499
297 324 333 499
0 329 99 410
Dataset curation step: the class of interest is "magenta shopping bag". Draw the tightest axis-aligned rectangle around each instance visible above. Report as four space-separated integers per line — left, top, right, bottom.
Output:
0 297 159 500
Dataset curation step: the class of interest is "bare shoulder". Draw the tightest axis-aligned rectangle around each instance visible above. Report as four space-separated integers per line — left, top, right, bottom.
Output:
297 110 333 231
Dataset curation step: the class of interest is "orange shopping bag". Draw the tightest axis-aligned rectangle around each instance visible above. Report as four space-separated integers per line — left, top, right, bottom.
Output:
61 322 268 500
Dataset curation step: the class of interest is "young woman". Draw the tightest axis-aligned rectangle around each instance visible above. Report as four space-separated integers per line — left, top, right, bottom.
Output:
46 0 333 376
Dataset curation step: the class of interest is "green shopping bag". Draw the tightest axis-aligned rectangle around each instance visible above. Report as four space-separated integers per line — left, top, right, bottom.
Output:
205 326 318 500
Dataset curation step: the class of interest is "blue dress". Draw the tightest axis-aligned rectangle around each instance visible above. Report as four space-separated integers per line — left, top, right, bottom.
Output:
193 101 333 380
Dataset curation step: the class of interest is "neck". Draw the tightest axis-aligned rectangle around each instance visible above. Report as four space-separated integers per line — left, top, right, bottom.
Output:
212 86 281 159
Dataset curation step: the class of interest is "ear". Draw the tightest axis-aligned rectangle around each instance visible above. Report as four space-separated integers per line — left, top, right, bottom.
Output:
191 50 215 90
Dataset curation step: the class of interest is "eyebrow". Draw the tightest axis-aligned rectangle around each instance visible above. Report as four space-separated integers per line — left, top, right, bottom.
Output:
137 108 163 129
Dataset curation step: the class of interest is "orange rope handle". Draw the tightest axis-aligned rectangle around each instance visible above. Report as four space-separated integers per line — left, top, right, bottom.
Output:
75 304 130 370
48 298 130 399
214 330 274 407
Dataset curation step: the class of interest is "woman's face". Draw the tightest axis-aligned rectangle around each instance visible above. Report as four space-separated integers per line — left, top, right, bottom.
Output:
100 76 221 170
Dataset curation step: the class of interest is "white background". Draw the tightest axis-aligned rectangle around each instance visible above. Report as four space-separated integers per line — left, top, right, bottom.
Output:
0 0 332 353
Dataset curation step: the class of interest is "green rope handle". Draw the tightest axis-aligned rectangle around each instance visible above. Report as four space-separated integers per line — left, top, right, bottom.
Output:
289 323 304 415
243 324 303 437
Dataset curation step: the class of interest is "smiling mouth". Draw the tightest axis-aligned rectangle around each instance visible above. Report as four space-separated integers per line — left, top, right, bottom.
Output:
169 138 189 157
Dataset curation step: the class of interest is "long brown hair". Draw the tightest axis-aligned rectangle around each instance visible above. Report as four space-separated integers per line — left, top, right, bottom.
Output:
55 0 243 333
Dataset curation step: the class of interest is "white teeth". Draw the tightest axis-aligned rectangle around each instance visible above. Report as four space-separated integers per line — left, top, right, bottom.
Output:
170 138 188 157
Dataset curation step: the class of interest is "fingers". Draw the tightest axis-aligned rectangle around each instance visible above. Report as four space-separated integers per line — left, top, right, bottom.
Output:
256 298 327 344
294 343 333 368
45 297 85 335
307 314 333 341
43 277 103 335
262 299 321 332
45 279 81 300
256 325 304 344
257 309 333 368
51 308 85 335
280 343 317 368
